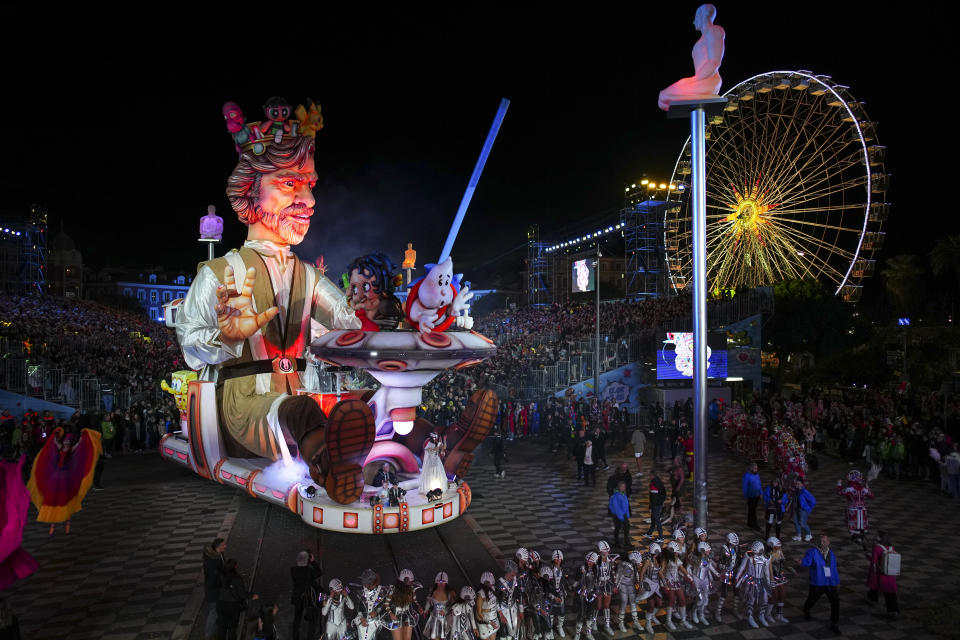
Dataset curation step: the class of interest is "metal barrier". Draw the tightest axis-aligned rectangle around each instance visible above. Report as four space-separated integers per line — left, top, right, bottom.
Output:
43 368 63 401
80 378 100 413
4 359 27 395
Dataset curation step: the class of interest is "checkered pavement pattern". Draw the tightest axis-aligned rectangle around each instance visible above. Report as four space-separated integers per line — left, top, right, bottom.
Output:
3 460 239 640
464 433 960 639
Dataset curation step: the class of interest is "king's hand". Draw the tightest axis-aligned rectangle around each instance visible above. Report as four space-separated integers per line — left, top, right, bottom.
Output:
216 266 280 344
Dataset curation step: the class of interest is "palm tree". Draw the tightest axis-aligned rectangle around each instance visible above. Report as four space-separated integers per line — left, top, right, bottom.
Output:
881 254 926 314
930 235 960 284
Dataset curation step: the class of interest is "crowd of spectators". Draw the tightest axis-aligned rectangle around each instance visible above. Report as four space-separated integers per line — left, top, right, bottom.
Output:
0 293 183 396
418 297 696 425
720 386 960 497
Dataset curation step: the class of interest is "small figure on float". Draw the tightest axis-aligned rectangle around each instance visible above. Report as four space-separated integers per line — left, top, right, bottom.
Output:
657 4 726 111
199 205 224 241
0 456 39 590
343 253 405 331
323 578 356 640
26 427 102 535
404 257 474 333
419 432 448 497
836 468 876 541
160 370 197 432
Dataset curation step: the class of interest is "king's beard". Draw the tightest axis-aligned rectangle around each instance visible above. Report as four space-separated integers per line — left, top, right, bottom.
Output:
257 202 312 245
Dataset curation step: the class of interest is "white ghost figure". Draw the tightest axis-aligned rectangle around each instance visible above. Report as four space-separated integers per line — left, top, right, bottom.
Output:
407 257 474 333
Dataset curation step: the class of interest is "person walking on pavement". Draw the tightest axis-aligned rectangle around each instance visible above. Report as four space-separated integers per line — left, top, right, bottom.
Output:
630 427 646 477
742 463 762 530
865 531 899 619
645 470 666 541
791 478 816 542
654 417 667 463
583 439 597 487
763 477 788 540
290 550 322 640
592 426 609 470
574 429 587 481
606 463 633 498
609 481 631 550
218 559 259 640
202 538 227 640
798 533 841 635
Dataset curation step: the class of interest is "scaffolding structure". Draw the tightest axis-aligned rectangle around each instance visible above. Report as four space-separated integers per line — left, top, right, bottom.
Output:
526 225 549 306
621 196 667 300
0 204 48 295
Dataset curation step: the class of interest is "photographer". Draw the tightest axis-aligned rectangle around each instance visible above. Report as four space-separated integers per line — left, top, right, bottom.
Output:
291 550 322 640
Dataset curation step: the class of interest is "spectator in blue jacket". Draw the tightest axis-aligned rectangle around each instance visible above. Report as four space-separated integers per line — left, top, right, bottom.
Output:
742 462 762 529
798 533 841 634
791 478 816 542
609 480 631 549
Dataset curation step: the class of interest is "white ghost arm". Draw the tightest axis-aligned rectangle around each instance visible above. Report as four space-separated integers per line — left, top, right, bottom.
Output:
452 285 474 329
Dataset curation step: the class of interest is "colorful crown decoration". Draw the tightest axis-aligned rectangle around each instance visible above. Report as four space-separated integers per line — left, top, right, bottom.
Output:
222 96 324 156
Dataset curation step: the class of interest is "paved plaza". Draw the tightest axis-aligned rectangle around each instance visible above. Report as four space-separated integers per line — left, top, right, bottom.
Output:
4 430 959 639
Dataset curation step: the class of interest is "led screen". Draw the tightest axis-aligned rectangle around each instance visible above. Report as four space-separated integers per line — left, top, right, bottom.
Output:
572 259 595 292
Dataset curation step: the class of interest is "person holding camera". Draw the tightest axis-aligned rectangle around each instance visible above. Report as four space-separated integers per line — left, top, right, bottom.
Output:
217 559 259 640
290 550 322 640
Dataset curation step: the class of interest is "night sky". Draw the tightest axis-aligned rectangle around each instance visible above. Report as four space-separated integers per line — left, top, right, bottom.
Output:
2 5 939 292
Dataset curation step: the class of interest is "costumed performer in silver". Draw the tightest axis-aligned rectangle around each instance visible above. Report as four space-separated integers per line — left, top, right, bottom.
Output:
715 531 740 622
425 572 453 640
572 553 599 640
450 586 480 640
735 541 770 628
476 572 500 640
356 569 388 640
593 541 616 636
176 97 373 505
659 541 694 630
689 541 719 625
324 578 356 640
636 543 663 636
386 569 422 640
614 551 643 633
547 550 569 638
497 560 522 640
765 537 791 624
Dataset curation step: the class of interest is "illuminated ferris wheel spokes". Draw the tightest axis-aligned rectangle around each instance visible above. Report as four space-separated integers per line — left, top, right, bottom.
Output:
664 70 890 296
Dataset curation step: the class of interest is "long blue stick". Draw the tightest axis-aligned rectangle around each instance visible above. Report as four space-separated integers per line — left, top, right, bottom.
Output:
438 98 510 263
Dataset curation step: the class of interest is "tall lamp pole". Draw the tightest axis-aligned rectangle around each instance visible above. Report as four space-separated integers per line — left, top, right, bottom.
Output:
669 97 727 530
594 244 601 402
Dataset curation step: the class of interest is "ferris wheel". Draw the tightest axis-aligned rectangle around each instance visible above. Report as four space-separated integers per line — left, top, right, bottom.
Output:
663 70 890 300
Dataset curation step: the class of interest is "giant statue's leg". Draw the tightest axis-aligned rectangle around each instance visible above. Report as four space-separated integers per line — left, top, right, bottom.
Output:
443 389 498 477
299 399 375 505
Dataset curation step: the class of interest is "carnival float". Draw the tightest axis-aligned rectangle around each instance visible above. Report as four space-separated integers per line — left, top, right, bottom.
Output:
160 96 507 534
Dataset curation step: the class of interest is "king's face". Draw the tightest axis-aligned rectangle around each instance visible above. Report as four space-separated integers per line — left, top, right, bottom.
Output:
257 155 318 245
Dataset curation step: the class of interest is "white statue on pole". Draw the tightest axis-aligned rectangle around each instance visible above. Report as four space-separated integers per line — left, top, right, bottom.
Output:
658 4 725 111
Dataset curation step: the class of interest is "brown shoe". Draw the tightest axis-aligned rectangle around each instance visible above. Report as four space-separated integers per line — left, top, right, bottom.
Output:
443 389 497 477
323 399 376 504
